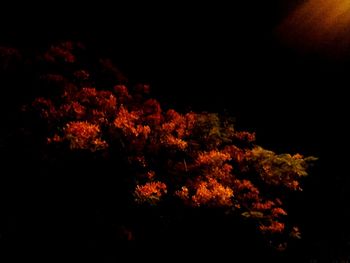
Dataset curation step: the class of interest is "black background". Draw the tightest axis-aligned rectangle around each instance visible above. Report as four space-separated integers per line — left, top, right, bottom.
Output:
0 1 349 261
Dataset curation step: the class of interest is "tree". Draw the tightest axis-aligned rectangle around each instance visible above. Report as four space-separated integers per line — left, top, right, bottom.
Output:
2 41 316 252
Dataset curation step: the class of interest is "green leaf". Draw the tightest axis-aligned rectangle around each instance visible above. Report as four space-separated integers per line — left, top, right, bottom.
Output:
241 211 264 218
250 211 264 218
241 212 251 218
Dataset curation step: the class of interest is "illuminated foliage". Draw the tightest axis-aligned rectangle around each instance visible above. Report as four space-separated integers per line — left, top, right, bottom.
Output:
134 181 167 205
61 121 108 152
21 41 316 248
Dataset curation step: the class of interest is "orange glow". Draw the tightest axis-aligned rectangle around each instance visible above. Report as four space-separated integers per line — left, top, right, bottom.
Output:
279 0 350 54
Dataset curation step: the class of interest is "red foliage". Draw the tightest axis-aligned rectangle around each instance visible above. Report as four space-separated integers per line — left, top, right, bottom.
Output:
24 41 317 248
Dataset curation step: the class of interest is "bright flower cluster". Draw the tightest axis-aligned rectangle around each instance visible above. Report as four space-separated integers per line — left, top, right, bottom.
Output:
134 181 167 205
63 121 108 151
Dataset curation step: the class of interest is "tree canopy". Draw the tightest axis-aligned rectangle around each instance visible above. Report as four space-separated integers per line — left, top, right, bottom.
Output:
1 41 316 253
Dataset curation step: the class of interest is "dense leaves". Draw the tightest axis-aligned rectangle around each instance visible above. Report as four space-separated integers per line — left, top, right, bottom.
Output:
6 41 316 249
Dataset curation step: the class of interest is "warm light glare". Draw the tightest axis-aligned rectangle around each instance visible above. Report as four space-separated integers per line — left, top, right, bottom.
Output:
279 0 350 53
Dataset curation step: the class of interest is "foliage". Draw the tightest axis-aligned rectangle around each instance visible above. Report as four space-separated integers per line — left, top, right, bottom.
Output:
3 41 316 249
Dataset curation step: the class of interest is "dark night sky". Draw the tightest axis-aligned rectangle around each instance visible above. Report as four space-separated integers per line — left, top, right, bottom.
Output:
1 1 343 154
1 1 349 260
